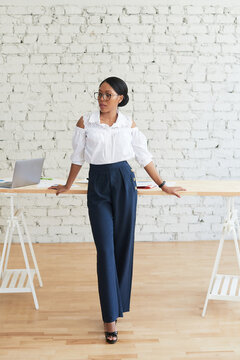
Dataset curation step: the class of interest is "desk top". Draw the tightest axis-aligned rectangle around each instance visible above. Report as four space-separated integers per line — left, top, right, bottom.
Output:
0 179 240 196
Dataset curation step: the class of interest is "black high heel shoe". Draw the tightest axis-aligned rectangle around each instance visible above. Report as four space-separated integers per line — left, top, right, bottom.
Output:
104 320 118 344
105 330 118 344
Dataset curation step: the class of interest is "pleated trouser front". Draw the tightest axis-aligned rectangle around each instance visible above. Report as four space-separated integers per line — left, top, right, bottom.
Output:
87 160 138 323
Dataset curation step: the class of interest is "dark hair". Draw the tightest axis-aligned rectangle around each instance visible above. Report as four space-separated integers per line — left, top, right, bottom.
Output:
99 76 129 107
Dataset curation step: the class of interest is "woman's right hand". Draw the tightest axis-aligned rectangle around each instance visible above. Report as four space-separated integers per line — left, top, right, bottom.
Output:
48 184 70 196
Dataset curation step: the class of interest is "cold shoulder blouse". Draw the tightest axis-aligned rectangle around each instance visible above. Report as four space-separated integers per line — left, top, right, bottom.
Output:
70 109 153 167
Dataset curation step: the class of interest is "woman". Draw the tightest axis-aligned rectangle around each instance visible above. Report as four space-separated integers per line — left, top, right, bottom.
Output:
49 77 186 344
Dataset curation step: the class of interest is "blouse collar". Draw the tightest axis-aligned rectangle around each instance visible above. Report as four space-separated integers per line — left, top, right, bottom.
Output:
88 108 126 128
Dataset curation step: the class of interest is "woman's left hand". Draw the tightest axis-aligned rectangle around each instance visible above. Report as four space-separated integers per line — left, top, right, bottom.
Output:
161 185 186 198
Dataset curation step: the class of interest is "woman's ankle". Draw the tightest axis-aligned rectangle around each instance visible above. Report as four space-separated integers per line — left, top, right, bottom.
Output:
104 321 116 330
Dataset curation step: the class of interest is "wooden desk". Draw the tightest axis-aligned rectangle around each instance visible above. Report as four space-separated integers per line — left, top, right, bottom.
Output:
1 179 240 315
0 179 240 196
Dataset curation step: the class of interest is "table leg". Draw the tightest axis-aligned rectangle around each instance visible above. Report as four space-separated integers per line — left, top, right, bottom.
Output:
20 210 43 287
0 194 42 310
15 219 39 310
202 197 240 317
4 216 15 272
0 217 11 279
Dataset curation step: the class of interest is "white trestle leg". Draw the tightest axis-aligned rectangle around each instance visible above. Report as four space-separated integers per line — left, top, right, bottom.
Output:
0 194 43 309
202 197 240 317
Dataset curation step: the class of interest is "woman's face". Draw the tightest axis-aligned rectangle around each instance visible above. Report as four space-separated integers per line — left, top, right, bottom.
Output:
98 81 123 113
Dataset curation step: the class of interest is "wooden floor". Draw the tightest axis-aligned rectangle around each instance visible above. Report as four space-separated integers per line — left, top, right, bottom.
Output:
1 241 240 360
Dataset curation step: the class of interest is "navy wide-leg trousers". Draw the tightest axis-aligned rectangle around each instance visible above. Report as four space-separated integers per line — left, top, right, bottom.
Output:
87 160 138 323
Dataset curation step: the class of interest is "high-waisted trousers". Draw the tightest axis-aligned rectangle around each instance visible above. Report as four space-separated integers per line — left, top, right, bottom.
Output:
87 160 138 323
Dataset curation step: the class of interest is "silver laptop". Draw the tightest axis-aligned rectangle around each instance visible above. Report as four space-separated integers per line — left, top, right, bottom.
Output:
0 158 45 188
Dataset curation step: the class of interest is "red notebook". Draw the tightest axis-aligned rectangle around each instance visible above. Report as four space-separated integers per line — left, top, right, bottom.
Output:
136 181 157 189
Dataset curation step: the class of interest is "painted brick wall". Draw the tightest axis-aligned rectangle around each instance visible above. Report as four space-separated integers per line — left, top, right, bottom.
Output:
0 4 240 242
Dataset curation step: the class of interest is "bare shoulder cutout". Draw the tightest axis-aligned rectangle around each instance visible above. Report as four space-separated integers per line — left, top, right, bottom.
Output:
131 120 136 128
76 116 84 129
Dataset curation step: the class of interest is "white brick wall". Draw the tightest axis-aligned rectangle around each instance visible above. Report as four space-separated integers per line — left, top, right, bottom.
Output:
1 3 240 243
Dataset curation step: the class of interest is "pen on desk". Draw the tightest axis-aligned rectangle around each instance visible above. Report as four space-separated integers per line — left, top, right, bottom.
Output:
41 177 53 180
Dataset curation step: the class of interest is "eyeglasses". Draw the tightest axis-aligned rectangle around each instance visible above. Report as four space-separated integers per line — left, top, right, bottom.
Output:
94 91 119 101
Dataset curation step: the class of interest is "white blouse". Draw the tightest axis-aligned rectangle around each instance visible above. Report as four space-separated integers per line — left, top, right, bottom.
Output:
70 109 153 167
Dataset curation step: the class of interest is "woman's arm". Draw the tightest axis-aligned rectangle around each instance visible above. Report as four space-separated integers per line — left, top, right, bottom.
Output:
130 120 186 198
48 163 82 195
65 163 82 189
144 161 186 198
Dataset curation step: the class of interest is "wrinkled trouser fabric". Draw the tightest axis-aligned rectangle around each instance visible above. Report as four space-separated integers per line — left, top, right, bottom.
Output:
87 160 138 322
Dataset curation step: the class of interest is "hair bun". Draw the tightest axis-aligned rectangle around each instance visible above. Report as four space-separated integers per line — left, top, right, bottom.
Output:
118 94 129 107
